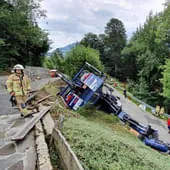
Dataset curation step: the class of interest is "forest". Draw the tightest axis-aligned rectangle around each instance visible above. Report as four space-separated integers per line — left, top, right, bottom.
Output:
0 0 49 69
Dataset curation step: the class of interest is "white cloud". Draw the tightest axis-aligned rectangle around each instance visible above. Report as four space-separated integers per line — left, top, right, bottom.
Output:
38 0 165 50
47 31 82 51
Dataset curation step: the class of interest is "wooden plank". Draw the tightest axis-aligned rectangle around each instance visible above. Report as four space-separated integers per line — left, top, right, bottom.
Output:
11 106 51 141
26 93 52 106
30 90 38 93
36 94 52 104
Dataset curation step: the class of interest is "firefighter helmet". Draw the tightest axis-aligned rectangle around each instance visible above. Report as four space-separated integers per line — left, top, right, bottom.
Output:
13 64 24 70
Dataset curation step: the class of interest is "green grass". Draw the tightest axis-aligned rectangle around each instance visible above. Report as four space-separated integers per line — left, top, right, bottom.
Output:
62 107 170 170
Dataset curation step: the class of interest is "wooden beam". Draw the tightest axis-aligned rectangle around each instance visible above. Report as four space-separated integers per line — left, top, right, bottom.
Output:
11 106 51 141
36 95 52 104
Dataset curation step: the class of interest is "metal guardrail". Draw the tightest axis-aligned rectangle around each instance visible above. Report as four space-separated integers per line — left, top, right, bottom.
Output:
116 84 170 118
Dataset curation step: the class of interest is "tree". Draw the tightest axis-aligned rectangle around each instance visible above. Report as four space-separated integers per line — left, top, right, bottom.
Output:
121 11 170 105
103 18 127 77
80 32 106 64
161 59 170 98
43 49 65 71
64 45 104 77
0 0 49 70
80 32 99 49
161 59 170 113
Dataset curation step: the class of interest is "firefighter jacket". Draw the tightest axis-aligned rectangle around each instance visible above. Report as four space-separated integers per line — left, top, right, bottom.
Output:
6 73 31 96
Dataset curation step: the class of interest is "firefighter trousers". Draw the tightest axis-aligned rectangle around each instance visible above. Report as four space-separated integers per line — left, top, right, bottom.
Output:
15 95 29 116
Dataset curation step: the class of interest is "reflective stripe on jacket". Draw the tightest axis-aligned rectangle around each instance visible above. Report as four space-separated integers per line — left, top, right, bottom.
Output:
6 73 31 96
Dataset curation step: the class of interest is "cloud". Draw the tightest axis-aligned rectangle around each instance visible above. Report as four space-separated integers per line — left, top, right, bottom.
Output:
46 31 81 50
38 0 165 49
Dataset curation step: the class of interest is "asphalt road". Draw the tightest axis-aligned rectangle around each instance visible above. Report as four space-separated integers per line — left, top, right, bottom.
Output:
0 92 15 115
113 89 170 143
0 75 18 115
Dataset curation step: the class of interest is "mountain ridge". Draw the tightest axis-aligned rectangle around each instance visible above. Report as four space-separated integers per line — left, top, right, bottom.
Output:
47 42 78 56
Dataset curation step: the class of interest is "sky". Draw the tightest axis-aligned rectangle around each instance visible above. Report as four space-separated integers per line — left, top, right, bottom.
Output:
38 0 165 51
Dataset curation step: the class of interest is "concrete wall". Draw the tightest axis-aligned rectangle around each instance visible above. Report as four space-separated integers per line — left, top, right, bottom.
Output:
35 121 53 170
52 128 84 170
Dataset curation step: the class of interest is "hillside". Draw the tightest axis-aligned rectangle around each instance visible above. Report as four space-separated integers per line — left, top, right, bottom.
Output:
50 94 170 170
63 117 170 170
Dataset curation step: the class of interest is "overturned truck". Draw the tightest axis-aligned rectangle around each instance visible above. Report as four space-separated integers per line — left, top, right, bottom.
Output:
59 62 122 114
57 62 170 154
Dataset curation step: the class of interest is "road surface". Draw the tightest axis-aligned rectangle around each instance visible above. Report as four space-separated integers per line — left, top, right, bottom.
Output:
113 89 170 143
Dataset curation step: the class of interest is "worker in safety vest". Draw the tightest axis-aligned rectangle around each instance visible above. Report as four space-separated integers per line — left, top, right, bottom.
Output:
6 64 31 117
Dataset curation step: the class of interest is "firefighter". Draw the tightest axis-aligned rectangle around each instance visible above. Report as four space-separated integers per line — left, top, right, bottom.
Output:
6 64 31 117
155 105 160 116
159 106 165 116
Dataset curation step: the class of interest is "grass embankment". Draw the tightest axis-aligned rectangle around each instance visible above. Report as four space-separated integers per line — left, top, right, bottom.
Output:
62 107 170 170
43 80 170 170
